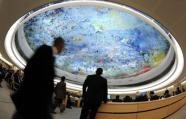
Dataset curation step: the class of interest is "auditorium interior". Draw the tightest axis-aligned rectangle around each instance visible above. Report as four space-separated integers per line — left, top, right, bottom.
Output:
0 0 186 119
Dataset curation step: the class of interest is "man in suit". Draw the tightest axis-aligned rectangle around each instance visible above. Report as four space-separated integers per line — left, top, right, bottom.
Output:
80 68 108 119
53 76 66 113
11 37 64 119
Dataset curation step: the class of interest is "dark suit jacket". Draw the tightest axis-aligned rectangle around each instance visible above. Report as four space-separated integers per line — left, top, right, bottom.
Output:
83 74 108 107
54 82 66 100
13 45 55 117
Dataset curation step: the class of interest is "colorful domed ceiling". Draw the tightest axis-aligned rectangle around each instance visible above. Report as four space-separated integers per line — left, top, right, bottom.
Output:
23 6 170 80
4 1 184 93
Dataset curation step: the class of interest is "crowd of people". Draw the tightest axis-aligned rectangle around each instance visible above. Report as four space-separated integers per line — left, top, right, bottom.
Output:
0 63 73 111
0 64 23 91
1 60 185 113
111 87 185 103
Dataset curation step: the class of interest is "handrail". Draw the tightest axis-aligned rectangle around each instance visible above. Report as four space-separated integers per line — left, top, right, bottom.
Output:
96 91 186 119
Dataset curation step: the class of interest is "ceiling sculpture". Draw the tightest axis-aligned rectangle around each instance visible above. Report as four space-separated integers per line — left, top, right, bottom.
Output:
5 1 184 94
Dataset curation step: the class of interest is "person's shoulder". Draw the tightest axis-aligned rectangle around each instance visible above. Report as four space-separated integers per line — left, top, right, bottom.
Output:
87 74 95 78
103 77 107 80
86 74 96 80
37 44 52 54
101 76 107 81
39 44 51 50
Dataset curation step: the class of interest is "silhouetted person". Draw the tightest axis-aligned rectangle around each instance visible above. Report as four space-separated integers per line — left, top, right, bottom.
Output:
52 76 66 113
149 91 159 101
123 95 133 102
66 93 72 109
135 92 148 102
175 87 182 95
80 68 108 119
112 95 122 102
163 89 171 98
11 37 64 119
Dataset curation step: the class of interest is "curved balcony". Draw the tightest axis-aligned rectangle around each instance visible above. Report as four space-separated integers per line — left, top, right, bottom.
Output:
96 91 186 119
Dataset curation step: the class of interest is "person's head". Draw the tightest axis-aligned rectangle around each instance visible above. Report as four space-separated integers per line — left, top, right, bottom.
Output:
136 91 140 96
53 37 65 54
150 91 155 96
116 95 120 99
61 76 66 82
96 68 103 75
165 90 169 94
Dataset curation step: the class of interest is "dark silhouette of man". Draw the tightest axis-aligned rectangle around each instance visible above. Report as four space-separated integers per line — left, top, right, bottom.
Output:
52 76 66 113
112 95 122 102
163 89 171 98
150 91 159 101
80 68 108 119
123 95 133 102
175 87 182 95
11 37 64 119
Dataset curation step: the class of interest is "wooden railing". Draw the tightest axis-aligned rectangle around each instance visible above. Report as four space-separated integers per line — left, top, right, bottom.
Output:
96 92 186 119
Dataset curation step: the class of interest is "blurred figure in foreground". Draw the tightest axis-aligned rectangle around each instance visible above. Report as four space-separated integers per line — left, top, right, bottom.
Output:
11 37 64 119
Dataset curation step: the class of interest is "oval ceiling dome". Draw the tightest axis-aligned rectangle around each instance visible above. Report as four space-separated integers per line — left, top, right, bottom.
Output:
24 6 170 78
5 0 183 93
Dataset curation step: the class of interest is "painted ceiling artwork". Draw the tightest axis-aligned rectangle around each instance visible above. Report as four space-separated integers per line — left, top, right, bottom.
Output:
23 6 170 79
